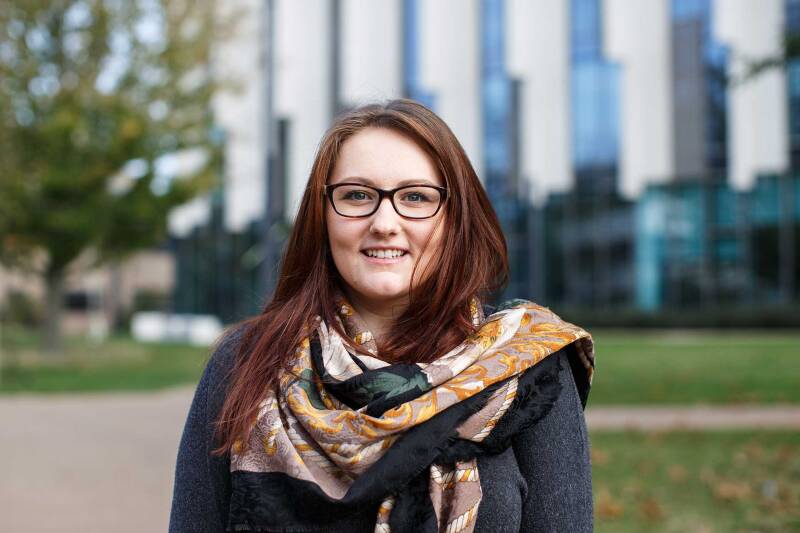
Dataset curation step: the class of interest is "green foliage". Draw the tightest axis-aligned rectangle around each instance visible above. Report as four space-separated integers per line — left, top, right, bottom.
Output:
0 0 226 276
733 34 800 85
0 290 43 326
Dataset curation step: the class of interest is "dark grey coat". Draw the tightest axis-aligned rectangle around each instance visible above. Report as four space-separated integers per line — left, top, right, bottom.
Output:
169 329 593 532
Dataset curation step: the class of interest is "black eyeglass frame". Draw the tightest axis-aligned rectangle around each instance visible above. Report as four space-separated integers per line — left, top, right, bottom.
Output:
324 182 449 219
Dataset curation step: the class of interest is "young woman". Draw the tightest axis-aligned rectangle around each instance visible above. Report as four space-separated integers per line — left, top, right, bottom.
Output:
169 99 595 532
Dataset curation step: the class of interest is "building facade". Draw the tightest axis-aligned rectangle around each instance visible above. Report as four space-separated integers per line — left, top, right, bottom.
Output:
168 0 799 323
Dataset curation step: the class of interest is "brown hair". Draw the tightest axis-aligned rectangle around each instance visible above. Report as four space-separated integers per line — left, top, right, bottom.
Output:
213 99 508 454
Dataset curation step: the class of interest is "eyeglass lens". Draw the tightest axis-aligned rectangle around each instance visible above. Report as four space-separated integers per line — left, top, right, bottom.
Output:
330 185 442 218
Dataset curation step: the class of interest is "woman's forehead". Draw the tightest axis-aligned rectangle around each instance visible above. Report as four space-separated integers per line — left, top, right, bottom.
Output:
329 128 443 187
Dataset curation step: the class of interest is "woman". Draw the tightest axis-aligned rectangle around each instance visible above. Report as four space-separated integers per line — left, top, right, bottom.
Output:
169 99 595 532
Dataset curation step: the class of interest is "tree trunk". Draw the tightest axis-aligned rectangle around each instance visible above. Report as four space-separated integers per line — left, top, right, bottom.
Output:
43 269 65 354
105 263 122 332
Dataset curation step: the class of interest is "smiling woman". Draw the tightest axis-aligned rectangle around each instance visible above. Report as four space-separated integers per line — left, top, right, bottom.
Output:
170 100 595 533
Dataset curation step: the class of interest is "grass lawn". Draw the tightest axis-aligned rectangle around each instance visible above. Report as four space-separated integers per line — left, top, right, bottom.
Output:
591 431 800 533
588 329 800 405
0 324 211 393
0 326 798 402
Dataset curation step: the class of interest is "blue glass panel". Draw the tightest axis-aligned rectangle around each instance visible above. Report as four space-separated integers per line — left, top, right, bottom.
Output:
753 176 781 224
571 0 600 60
795 174 800 220
715 238 739 262
788 0 800 33
570 0 620 171
684 186 705 260
672 0 708 21
481 0 511 178
714 186 737 228
635 189 668 310
572 62 620 168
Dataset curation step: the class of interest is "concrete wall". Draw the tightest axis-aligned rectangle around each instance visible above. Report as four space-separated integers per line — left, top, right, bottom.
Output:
506 0 572 202
274 0 334 219
418 0 483 180
714 0 788 190
340 0 403 107
605 0 675 198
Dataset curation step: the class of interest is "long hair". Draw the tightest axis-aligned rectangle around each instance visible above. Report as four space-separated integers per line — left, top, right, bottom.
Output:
213 99 508 454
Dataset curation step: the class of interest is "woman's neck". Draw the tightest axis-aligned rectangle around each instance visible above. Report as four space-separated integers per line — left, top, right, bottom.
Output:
343 290 408 343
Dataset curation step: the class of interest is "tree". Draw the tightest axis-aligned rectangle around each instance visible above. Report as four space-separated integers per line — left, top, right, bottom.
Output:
0 0 227 352
731 34 800 85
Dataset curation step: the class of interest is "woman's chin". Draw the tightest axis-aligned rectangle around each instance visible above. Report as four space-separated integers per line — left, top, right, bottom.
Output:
366 289 408 302
359 282 409 303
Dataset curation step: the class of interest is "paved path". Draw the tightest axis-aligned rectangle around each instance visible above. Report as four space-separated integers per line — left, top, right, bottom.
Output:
586 405 800 430
2 388 800 532
0 388 194 533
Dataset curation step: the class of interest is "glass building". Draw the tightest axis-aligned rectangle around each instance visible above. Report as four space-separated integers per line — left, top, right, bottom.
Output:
166 0 798 325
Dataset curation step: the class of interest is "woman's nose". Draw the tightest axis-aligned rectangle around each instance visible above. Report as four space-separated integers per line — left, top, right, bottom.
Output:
369 197 401 235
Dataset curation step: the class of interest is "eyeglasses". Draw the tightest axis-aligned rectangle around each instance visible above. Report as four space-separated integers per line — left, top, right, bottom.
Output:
325 182 448 219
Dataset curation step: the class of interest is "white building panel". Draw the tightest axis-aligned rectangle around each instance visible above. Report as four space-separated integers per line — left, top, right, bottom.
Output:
713 0 788 190
275 0 334 220
213 0 267 232
506 0 571 202
418 0 483 180
604 0 675 198
340 0 403 106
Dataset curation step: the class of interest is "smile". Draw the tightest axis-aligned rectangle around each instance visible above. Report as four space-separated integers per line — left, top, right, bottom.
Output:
362 248 407 258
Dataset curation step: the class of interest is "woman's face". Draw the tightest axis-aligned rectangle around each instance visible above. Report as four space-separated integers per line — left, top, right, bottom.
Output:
326 127 446 310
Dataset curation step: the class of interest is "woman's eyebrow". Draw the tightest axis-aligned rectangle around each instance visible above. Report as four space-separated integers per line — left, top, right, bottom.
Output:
339 176 439 187
396 178 438 186
338 176 374 185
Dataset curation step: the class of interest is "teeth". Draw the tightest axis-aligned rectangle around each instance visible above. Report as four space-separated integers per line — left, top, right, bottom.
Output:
365 249 406 258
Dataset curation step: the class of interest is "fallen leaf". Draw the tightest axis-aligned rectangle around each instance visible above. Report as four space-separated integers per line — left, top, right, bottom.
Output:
596 488 625 520
591 449 609 466
743 443 764 461
640 497 664 521
636 460 656 475
713 480 752 502
699 467 716 484
668 464 687 483
776 445 795 464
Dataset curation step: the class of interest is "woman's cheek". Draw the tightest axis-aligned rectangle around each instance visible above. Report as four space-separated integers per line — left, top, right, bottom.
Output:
412 223 444 285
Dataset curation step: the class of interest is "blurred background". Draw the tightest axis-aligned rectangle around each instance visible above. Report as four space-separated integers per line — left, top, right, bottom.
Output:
0 0 798 532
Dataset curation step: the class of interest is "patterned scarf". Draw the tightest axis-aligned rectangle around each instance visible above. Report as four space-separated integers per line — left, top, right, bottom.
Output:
228 297 594 532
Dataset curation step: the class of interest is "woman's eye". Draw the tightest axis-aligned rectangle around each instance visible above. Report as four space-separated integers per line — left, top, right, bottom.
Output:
403 192 429 202
343 190 371 201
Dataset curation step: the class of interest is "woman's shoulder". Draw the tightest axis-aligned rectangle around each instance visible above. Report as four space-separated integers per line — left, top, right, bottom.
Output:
484 297 594 402
481 297 534 317
200 323 248 394
484 297 562 321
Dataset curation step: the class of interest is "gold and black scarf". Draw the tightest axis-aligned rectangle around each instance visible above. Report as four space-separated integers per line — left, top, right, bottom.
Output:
228 297 594 532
